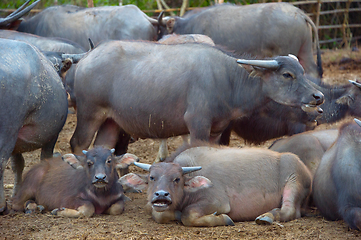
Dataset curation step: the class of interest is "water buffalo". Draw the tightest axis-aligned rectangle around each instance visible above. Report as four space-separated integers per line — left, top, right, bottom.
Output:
16 4 160 50
269 129 339 176
312 119 361 230
159 3 323 78
0 38 68 214
0 30 86 53
120 145 312 226
12 147 139 217
69 41 324 156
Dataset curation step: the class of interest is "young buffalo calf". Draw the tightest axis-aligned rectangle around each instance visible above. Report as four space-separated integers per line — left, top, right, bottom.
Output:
120 146 312 227
12 147 138 217
313 119 361 230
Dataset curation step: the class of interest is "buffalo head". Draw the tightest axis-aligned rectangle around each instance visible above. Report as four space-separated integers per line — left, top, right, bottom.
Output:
0 0 39 29
63 147 139 189
237 54 324 112
120 162 211 213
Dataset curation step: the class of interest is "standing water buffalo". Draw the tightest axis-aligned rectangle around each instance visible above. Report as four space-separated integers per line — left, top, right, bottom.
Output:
69 41 324 155
159 3 323 78
12 147 139 217
120 145 312 226
16 4 160 50
0 38 69 214
312 119 361 230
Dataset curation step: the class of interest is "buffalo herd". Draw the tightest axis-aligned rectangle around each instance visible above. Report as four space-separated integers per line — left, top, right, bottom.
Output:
1 0 361 232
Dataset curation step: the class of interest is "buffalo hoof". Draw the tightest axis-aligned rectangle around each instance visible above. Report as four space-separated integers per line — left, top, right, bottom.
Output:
0 202 9 215
51 207 65 216
223 214 235 226
255 212 274 225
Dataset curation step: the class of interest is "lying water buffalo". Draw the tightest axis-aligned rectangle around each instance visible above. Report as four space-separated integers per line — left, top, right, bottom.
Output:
12 147 139 217
69 41 324 155
16 4 160 50
269 129 339 176
120 145 312 226
0 38 68 214
0 30 86 53
312 119 361 230
159 3 323 78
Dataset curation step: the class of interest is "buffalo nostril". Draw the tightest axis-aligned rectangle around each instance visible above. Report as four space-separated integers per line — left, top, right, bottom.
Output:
313 92 324 104
155 190 169 197
95 174 106 180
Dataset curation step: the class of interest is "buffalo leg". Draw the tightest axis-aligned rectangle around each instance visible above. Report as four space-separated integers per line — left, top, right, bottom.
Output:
40 136 58 160
51 202 95 218
10 154 24 198
106 200 125 215
94 119 121 150
256 173 308 224
70 111 107 154
114 129 131 156
181 209 234 227
340 206 361 230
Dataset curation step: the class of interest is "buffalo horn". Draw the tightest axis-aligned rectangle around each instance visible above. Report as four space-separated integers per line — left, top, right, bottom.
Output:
157 11 166 27
88 38 95 50
182 166 202 175
0 0 40 26
110 148 115 154
133 162 151 171
62 52 86 64
82 150 88 155
236 59 279 70
349 80 361 89
354 118 361 127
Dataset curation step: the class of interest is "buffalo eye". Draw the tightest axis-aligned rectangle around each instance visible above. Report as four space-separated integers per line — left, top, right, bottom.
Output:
149 176 155 181
106 158 112 164
282 72 294 79
173 177 180 183
87 160 94 166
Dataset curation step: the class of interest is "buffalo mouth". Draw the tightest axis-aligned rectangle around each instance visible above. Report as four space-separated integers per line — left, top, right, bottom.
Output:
92 180 108 189
151 198 172 212
301 104 323 114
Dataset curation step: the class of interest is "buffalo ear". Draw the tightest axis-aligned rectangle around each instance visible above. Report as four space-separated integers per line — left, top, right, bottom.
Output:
166 18 175 33
62 154 83 169
119 173 148 192
184 176 212 193
114 153 140 177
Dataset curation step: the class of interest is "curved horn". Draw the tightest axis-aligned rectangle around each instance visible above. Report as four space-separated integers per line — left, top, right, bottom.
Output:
182 166 202 175
236 59 279 70
349 80 361 89
133 162 151 171
0 0 40 27
354 118 361 128
158 11 166 27
88 38 94 50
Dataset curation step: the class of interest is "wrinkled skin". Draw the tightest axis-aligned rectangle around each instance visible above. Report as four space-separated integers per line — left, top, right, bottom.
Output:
160 3 322 78
0 39 68 214
69 41 323 156
0 30 86 53
313 120 361 230
120 146 312 227
17 4 158 50
12 147 138 217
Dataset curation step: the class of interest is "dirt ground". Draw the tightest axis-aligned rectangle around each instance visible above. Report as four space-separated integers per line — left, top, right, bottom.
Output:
1 48 361 239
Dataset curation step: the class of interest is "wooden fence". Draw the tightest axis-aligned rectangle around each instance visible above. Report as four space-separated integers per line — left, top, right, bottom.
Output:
1 0 361 48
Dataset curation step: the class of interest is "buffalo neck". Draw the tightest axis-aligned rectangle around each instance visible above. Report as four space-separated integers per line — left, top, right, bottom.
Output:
230 66 269 117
